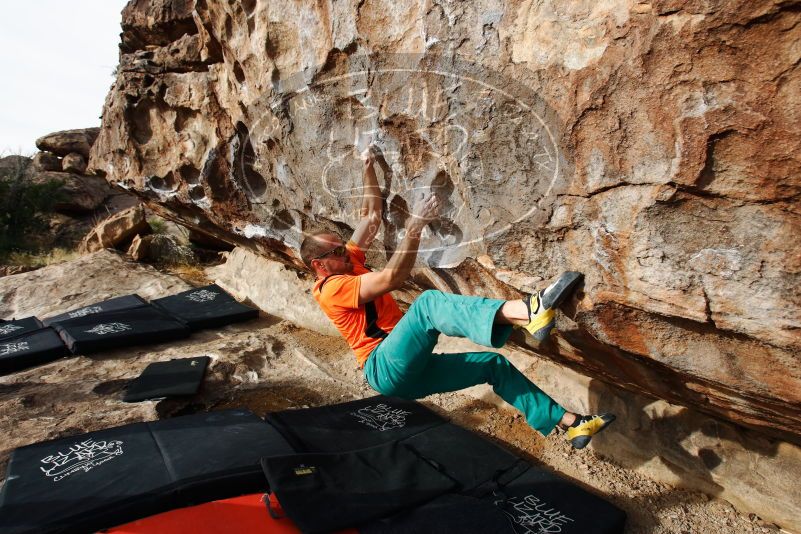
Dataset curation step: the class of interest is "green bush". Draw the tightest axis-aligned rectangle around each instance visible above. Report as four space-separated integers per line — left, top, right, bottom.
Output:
148 217 168 235
0 158 64 257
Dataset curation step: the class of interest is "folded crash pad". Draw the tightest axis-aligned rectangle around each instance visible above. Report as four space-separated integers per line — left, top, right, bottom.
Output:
266 395 447 452
52 305 190 354
123 356 210 403
43 294 149 326
0 327 69 375
0 317 44 341
261 441 457 534
151 285 259 331
265 397 625 534
0 409 294 534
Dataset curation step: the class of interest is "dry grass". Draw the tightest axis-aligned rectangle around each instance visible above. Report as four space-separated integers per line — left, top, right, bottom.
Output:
4 248 80 268
164 263 211 287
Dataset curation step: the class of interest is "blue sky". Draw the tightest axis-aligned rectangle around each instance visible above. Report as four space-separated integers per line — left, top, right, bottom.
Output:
0 1 129 155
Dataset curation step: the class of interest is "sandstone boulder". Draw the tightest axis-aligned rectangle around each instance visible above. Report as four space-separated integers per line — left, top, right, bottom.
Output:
30 171 110 213
127 233 149 261
147 234 196 265
79 204 149 253
208 247 339 337
1 157 108 212
31 151 61 172
0 265 38 278
61 152 87 174
88 0 801 447
0 249 190 322
45 213 95 249
36 127 100 159
128 233 196 265
104 190 141 213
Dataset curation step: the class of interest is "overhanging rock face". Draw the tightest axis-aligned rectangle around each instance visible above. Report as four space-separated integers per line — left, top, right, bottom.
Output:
90 0 801 441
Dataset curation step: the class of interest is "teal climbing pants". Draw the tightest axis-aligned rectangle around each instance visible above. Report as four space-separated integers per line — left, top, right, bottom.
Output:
363 290 566 436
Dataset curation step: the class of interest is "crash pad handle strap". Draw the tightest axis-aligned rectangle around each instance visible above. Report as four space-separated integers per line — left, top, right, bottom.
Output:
473 458 529 497
263 493 284 519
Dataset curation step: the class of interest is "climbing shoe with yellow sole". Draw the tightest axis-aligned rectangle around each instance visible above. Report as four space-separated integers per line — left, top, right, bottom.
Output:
523 271 583 341
566 413 616 449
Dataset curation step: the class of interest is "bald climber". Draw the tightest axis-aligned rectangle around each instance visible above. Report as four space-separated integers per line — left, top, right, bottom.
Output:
300 149 614 449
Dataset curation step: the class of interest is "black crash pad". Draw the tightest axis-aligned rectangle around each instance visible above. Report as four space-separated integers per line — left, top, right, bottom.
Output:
264 397 625 534
266 395 447 452
363 463 627 534
149 409 294 505
0 328 69 375
261 441 458 534
123 356 210 403
0 421 172 534
0 317 44 341
494 464 627 534
360 493 511 534
151 284 258 331
0 409 294 534
43 294 149 326
401 422 522 492
52 305 190 354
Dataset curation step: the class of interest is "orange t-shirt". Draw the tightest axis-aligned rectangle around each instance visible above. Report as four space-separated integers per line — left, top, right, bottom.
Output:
313 242 404 367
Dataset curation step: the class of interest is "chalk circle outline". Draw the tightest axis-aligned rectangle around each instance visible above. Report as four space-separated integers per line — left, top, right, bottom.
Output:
241 53 563 254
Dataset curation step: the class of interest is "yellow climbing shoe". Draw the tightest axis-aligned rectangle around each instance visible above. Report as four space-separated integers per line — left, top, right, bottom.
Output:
523 292 556 341
523 271 583 341
566 413 616 449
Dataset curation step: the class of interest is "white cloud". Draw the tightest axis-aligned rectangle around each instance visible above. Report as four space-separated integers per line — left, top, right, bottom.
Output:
0 0 128 155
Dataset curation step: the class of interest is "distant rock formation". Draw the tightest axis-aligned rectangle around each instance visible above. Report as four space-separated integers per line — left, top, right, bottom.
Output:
88 0 801 449
0 127 138 257
36 127 100 159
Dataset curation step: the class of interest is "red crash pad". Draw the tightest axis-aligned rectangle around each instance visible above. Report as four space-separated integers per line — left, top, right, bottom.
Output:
108 493 358 534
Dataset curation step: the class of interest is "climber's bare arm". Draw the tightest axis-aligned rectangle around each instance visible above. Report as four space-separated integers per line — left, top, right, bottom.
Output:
350 149 383 250
357 195 441 305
